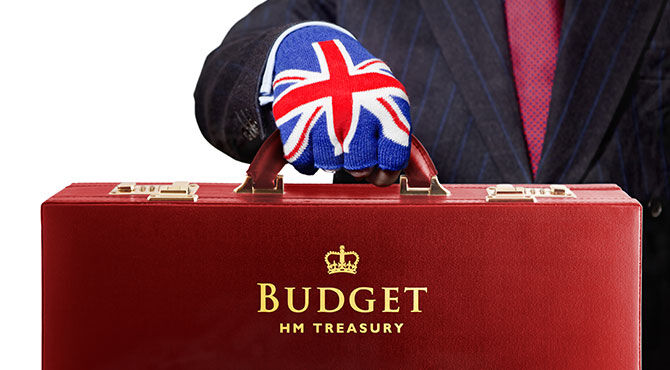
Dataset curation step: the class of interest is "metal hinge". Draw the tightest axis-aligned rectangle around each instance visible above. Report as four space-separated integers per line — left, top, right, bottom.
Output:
109 182 199 202
399 175 450 196
485 184 575 203
234 175 284 194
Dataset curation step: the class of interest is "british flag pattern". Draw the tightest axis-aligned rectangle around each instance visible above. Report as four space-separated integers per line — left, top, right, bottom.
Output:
271 26 412 174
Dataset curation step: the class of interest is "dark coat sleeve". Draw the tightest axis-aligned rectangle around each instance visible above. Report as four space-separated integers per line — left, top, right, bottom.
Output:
194 0 338 163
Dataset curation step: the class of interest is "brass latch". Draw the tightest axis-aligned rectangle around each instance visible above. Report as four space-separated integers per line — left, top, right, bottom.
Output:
109 182 199 202
486 184 575 203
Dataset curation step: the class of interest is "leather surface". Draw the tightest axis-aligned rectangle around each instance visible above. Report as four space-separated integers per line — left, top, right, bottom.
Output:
247 131 438 189
42 183 641 369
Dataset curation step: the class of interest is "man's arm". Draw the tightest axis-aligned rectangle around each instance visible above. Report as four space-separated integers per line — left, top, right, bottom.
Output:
194 0 337 163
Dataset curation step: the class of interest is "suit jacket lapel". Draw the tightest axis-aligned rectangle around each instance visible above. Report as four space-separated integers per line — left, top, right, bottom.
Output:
535 0 666 183
419 0 532 183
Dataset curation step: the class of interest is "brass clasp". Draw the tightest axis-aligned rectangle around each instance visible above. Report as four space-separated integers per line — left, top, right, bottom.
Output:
486 184 575 202
109 182 199 202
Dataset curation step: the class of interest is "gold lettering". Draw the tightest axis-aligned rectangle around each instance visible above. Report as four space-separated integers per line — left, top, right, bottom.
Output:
347 323 357 333
336 322 344 333
383 323 392 333
317 287 345 313
404 287 428 312
325 323 334 333
313 322 322 333
394 323 404 333
280 322 303 333
259 284 428 314
258 283 279 312
382 287 400 312
370 323 380 333
349 287 374 313
359 323 368 333
286 287 310 313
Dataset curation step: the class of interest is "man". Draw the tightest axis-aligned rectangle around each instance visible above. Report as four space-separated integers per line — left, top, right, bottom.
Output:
195 0 669 367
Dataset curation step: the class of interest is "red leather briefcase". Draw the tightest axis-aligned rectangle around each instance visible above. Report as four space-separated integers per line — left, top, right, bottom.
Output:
42 134 641 369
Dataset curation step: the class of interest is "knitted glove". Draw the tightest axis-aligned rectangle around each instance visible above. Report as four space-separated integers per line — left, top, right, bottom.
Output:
271 25 412 175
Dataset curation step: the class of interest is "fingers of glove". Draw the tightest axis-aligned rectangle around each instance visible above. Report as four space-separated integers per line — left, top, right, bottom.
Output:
278 113 318 175
366 168 401 187
377 135 411 171
288 144 317 175
343 107 379 171
291 158 318 175
375 96 412 171
311 111 344 171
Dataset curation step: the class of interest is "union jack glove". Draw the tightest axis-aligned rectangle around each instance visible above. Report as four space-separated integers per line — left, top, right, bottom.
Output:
271 25 412 176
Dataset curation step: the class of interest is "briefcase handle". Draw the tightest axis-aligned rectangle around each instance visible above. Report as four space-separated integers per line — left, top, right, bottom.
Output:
234 130 449 196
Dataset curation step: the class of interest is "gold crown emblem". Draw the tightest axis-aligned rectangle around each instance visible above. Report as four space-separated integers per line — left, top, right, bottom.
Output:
325 245 359 274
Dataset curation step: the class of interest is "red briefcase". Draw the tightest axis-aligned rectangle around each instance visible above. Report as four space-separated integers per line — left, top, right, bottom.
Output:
42 133 641 369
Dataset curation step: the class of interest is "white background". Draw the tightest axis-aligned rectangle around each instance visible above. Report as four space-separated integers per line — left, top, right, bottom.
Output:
0 1 332 367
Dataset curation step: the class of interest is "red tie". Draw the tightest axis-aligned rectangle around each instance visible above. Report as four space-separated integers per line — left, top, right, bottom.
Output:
505 0 563 179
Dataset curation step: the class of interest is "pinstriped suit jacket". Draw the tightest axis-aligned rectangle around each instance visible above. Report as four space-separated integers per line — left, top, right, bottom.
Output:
195 1 669 366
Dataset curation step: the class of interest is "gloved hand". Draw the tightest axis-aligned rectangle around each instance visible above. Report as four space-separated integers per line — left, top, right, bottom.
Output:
271 25 412 186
